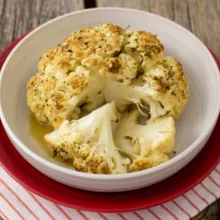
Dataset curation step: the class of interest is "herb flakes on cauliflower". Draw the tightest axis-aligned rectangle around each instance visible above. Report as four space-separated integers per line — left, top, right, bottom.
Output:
27 24 171 128
114 110 175 172
27 23 189 174
105 56 189 120
27 23 124 128
45 102 130 174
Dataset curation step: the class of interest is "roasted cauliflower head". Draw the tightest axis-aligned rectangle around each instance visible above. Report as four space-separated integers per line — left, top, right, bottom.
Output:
27 24 170 128
27 23 189 174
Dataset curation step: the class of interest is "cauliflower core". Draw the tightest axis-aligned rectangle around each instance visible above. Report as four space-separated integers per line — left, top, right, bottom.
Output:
45 102 130 174
27 23 189 174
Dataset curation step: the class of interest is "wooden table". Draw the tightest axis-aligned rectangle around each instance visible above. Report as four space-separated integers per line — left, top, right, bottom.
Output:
0 0 219 219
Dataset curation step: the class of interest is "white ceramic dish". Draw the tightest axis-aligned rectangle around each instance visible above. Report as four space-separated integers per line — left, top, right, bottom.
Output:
0 8 220 192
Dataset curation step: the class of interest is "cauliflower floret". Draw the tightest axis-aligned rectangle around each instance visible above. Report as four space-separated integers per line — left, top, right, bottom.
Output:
123 31 164 71
98 31 164 83
82 54 104 72
27 65 105 128
105 56 189 120
114 110 175 172
143 56 189 118
27 23 125 128
100 53 138 83
45 102 130 174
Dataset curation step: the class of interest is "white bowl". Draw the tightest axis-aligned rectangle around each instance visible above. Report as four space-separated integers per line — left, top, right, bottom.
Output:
0 8 220 192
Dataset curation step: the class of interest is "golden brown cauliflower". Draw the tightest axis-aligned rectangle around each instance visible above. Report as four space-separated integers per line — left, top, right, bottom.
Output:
27 24 125 128
27 64 104 128
105 56 189 120
123 30 164 71
143 56 189 118
27 23 189 174
27 24 167 128
45 102 130 174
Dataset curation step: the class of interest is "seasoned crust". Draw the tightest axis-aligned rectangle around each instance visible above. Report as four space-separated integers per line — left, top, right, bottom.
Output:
129 152 169 172
27 72 48 124
27 24 190 174
61 23 125 61
123 30 164 71
144 56 189 118
27 24 126 128
27 23 188 130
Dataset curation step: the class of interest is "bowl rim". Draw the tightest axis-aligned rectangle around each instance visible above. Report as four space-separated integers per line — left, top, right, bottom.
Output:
0 7 220 180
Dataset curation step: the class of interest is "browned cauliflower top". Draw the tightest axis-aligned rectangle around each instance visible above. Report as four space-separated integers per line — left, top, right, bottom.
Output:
27 24 167 128
27 23 189 174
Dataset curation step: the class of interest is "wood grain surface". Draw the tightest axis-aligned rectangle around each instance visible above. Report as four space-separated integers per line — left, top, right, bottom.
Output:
0 0 219 219
0 0 84 53
98 0 220 57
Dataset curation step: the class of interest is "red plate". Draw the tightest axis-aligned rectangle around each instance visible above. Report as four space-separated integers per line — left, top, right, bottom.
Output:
0 34 220 212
